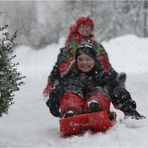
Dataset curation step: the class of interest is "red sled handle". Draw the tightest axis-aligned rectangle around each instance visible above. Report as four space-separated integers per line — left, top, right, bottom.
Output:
59 111 115 137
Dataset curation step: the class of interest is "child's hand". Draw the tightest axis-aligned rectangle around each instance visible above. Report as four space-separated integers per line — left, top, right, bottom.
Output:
43 82 53 97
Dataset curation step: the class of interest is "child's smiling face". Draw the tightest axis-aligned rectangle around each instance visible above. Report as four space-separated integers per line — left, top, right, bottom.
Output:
77 53 95 73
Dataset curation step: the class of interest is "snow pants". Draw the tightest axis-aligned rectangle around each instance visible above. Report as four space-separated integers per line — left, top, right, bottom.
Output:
59 86 110 117
47 78 139 118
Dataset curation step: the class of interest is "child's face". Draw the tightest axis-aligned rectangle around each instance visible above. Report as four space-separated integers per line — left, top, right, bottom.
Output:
78 25 92 37
77 53 95 73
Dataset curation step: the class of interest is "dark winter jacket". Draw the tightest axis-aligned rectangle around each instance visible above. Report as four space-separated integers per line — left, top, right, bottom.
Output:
48 40 116 88
62 62 117 91
47 61 118 117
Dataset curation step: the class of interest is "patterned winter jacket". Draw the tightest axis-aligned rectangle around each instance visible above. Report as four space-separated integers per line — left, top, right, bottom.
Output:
48 40 116 88
59 61 117 97
47 61 118 117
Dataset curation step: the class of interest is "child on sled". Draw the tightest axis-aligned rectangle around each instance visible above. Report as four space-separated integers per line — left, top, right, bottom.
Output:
46 43 145 120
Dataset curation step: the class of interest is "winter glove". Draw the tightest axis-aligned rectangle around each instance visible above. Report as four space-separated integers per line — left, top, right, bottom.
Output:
124 109 146 120
43 81 53 97
122 99 145 120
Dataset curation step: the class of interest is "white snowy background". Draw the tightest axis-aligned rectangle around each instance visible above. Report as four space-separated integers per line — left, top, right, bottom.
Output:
0 34 148 148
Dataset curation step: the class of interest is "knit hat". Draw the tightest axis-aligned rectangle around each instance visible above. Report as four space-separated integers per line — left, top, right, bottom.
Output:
76 16 94 30
75 43 97 60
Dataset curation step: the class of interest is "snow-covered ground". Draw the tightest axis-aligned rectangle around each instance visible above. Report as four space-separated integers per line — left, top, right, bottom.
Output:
0 34 148 148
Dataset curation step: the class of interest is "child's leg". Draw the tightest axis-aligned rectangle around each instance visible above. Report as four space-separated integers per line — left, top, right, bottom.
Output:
84 86 110 113
60 91 84 117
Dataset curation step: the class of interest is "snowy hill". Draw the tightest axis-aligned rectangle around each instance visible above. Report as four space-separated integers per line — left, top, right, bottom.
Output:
0 34 148 148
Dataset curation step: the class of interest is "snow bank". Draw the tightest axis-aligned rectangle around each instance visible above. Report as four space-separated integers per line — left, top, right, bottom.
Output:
103 34 148 73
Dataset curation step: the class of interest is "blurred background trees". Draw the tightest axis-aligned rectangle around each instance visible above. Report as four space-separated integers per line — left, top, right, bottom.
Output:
0 0 148 49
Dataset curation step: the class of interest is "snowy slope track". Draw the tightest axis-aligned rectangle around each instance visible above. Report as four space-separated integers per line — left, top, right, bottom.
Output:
0 35 148 148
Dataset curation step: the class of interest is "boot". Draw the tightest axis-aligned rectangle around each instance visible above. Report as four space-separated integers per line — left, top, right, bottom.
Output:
63 110 76 118
88 101 102 113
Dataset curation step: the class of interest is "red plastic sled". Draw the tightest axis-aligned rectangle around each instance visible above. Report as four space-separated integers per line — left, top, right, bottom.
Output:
59 111 115 137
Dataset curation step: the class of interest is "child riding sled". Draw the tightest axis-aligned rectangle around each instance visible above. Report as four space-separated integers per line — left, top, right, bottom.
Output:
46 43 145 120
46 43 145 136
